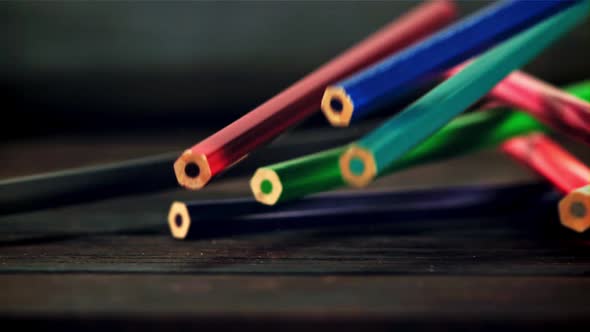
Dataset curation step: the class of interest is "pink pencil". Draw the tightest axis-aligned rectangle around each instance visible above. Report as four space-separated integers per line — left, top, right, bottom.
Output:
445 66 590 145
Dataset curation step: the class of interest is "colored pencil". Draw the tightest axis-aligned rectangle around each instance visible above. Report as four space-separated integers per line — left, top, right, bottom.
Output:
567 80 590 101
321 0 577 127
173 1 457 190
170 183 556 240
339 1 589 188
251 110 546 205
252 81 590 205
445 66 590 145
502 133 590 233
0 125 373 215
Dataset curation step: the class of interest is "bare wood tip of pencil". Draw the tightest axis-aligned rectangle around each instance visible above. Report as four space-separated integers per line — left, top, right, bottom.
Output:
321 86 354 127
559 185 590 233
340 145 377 188
250 168 283 206
168 201 190 240
174 150 212 190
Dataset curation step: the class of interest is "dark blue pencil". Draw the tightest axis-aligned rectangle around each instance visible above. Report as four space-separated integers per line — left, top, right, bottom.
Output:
320 0 578 127
168 183 557 239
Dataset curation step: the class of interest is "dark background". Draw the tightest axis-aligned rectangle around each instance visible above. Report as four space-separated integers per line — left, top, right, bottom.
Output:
2 1 589 141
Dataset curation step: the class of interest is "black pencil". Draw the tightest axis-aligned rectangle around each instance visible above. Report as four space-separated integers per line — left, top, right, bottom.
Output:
1 125 372 214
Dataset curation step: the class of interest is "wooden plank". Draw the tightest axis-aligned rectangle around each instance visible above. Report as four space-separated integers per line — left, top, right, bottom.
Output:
1 274 590 330
1 217 589 274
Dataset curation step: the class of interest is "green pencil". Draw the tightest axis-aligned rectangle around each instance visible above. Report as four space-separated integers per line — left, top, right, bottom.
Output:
566 80 590 102
340 0 589 188
252 110 548 205
251 81 590 206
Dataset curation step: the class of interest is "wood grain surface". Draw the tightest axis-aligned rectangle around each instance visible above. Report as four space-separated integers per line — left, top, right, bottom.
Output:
1 137 590 330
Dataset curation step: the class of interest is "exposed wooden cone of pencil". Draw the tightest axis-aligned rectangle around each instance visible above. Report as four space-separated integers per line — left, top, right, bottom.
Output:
559 185 590 233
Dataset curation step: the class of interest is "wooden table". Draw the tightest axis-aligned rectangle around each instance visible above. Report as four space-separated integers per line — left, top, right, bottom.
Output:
1 136 590 331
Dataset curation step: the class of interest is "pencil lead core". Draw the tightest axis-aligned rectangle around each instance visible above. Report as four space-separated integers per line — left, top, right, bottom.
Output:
350 157 366 176
174 150 212 190
340 145 377 188
559 185 590 233
174 214 183 227
322 86 354 127
570 201 587 219
260 179 273 195
330 99 343 113
250 168 283 206
168 202 191 239
184 163 200 178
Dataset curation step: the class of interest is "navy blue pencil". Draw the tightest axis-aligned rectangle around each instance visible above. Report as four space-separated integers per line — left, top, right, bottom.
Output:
168 183 557 239
320 0 577 127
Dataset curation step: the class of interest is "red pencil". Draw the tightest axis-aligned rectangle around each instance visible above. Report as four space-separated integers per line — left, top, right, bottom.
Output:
174 0 457 189
502 133 590 233
446 66 590 145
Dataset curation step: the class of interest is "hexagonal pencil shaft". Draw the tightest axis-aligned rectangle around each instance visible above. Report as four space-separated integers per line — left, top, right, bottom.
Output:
252 80 590 206
502 133 590 233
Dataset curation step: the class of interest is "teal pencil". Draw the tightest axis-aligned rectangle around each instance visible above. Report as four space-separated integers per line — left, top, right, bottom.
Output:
340 0 590 188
